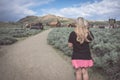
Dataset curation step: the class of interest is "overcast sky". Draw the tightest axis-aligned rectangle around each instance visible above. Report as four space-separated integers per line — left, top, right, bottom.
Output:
0 0 120 22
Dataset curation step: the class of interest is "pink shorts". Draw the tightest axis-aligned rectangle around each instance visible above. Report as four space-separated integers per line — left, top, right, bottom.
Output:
72 60 94 69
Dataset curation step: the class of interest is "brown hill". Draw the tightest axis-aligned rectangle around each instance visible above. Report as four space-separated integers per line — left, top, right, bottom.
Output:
18 16 41 23
17 14 75 26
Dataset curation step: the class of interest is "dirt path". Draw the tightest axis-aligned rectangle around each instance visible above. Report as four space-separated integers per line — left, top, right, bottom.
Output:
0 29 75 80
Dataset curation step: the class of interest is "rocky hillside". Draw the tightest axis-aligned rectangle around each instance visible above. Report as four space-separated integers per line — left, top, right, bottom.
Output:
18 16 41 23
17 14 75 25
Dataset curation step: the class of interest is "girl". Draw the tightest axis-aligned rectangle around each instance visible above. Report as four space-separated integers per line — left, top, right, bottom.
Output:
68 17 94 80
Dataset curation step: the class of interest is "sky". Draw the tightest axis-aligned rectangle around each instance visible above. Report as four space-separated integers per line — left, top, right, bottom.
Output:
0 0 120 22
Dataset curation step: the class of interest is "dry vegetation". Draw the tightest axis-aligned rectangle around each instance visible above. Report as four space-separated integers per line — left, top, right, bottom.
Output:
47 27 120 80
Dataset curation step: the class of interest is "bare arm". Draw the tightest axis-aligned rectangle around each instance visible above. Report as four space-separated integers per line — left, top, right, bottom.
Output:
68 42 73 48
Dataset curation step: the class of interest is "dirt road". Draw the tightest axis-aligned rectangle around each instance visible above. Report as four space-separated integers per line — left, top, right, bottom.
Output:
0 29 75 80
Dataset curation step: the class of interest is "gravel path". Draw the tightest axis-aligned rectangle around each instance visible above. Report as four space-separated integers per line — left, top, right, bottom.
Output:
0 29 75 80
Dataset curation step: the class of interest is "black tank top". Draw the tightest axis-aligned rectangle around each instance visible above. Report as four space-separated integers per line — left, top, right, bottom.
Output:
68 31 94 60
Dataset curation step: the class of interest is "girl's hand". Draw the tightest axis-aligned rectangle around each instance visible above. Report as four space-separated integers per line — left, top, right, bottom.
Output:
68 42 73 48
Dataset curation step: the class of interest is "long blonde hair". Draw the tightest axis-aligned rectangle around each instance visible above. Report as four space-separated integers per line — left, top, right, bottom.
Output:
75 17 92 44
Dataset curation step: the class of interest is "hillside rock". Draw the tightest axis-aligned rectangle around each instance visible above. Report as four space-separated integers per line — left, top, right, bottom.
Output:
18 16 41 23
17 14 75 27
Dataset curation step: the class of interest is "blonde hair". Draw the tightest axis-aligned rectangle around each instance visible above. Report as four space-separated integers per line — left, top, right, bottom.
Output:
75 17 93 44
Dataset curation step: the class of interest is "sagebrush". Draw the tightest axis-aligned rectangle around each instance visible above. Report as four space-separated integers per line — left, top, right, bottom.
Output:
47 27 120 80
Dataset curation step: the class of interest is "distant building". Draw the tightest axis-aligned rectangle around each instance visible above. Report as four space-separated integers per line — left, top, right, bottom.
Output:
109 18 116 28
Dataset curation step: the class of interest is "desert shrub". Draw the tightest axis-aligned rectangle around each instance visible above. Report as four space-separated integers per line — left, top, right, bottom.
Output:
47 27 120 80
89 28 120 80
0 36 17 45
91 28 120 80
94 51 120 80
0 27 42 45
47 27 73 56
12 28 41 38
43 26 51 30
